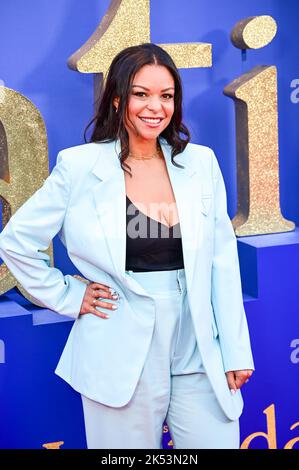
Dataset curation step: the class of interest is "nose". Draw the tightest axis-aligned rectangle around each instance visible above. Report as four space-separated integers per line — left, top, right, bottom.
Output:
146 95 163 112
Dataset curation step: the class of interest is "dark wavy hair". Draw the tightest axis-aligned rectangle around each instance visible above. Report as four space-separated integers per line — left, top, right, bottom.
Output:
84 43 190 176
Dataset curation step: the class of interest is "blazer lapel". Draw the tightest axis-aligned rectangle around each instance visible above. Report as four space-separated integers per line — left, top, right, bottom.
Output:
161 139 204 290
90 138 204 295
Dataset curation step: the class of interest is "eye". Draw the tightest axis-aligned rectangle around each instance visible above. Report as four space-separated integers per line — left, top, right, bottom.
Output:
133 91 147 97
162 94 174 100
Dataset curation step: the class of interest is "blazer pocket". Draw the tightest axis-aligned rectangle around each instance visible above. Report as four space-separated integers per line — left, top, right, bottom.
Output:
201 194 212 216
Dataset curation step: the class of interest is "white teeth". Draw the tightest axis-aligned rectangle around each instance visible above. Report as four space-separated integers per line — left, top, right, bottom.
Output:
139 117 162 123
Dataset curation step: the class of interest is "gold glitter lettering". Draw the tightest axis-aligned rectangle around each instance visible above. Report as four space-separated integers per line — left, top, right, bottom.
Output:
224 16 295 235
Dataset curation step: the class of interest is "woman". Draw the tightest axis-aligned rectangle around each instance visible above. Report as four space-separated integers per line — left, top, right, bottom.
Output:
0 43 254 449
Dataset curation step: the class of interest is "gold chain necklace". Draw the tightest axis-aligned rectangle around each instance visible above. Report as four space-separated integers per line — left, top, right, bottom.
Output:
128 145 162 160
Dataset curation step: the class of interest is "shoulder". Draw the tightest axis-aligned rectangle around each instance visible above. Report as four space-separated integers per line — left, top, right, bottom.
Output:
56 141 115 175
182 142 217 175
58 142 101 165
184 141 213 157
183 142 215 162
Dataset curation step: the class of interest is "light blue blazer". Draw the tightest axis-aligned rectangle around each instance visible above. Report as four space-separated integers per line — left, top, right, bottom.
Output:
0 137 254 420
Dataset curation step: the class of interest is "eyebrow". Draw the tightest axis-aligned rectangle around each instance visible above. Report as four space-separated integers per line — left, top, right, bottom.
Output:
131 85 175 92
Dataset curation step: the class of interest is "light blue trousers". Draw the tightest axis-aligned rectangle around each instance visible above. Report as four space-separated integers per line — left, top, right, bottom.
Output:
81 268 240 449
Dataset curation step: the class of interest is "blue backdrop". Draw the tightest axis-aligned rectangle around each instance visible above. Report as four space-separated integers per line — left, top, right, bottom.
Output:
0 0 299 449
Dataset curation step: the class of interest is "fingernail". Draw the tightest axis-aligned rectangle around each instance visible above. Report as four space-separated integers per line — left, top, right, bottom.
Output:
112 304 118 309
112 294 118 300
230 389 236 395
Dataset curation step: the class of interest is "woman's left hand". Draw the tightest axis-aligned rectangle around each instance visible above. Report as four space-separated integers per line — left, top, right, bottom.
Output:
225 369 254 394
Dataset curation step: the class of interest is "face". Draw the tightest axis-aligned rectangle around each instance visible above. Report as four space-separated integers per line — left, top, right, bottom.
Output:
115 64 175 143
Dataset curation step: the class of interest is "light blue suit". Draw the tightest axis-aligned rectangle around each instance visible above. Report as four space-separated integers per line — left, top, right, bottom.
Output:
0 137 254 422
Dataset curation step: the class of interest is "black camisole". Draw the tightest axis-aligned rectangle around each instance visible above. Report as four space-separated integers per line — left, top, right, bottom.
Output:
125 195 184 272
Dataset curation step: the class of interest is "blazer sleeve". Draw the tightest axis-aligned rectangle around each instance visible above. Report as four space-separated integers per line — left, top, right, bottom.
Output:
210 149 255 372
0 151 88 319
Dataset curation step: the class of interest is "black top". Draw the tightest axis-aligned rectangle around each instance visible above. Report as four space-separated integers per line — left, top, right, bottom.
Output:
125 195 184 272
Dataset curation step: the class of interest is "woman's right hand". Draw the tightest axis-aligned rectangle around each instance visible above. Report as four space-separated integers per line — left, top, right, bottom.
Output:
79 282 119 319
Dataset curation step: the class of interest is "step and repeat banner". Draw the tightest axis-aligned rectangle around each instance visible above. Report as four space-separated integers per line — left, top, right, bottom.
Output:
0 0 299 449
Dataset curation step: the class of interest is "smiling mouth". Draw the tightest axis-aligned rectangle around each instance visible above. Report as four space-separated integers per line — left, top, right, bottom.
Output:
138 117 164 124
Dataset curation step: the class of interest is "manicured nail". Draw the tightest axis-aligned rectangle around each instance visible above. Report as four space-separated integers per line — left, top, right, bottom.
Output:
112 294 118 300
230 389 236 395
112 304 118 309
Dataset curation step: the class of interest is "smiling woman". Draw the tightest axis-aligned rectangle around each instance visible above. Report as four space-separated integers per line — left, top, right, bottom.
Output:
84 43 190 178
127 76 175 131
125 69 175 137
0 42 254 450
